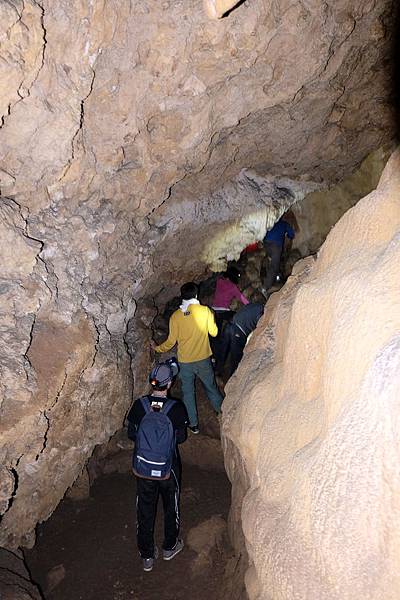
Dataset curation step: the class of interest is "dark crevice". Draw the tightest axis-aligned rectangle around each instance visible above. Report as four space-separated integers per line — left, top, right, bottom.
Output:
2 197 57 300
145 171 188 228
90 318 101 368
392 0 400 137
0 565 33 586
60 69 96 181
23 314 36 378
221 0 248 19
3 467 19 515
35 371 67 461
31 0 47 83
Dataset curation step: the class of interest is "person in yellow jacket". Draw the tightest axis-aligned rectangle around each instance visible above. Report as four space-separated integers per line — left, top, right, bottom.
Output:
151 282 223 434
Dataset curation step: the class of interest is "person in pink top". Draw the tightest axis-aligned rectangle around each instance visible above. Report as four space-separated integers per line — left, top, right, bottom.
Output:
212 266 249 311
211 266 249 374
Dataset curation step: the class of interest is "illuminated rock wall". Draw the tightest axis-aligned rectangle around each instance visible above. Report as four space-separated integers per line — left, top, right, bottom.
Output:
222 149 400 600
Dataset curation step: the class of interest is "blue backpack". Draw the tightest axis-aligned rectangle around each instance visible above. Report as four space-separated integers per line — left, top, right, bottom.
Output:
132 397 176 480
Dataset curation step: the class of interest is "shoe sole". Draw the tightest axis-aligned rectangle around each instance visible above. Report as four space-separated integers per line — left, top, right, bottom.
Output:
143 566 153 572
163 544 184 561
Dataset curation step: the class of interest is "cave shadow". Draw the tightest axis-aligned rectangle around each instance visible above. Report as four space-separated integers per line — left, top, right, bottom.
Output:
392 0 400 139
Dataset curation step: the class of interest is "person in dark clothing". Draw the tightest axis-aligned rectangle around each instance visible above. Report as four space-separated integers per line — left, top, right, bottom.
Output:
221 303 264 377
211 266 248 375
127 359 188 572
263 218 295 291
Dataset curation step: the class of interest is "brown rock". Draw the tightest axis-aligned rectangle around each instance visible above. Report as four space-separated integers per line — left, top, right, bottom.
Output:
66 468 90 501
46 564 66 594
0 547 42 600
187 515 226 572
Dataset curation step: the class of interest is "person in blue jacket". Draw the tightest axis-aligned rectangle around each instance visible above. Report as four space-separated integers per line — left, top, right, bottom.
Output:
263 217 295 291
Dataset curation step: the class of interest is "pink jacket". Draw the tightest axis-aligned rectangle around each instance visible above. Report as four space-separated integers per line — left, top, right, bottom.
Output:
212 277 249 310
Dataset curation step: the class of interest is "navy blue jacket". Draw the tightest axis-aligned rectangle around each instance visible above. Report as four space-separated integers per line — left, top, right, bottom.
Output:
264 219 295 248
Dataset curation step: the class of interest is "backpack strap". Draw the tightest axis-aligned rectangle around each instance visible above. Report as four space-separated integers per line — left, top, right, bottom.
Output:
161 399 176 416
140 396 152 413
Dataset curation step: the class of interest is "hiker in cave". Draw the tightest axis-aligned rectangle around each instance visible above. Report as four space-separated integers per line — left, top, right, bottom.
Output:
127 360 188 572
151 281 223 434
221 302 264 378
211 265 249 374
262 215 296 293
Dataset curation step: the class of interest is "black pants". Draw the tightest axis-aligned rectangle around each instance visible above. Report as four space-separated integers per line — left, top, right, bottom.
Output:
264 241 282 290
136 466 180 559
211 310 235 374
228 324 247 377
220 323 248 378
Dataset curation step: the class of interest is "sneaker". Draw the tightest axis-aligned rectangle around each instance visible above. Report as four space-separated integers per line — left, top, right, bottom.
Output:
163 539 184 561
142 546 158 572
189 425 199 434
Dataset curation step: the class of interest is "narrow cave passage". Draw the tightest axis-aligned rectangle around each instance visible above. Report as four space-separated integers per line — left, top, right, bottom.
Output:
20 158 391 599
23 235 293 599
25 364 232 600
26 451 233 600
1 0 398 598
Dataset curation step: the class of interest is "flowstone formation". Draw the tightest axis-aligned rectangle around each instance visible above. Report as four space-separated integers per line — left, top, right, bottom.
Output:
222 150 400 600
0 0 395 549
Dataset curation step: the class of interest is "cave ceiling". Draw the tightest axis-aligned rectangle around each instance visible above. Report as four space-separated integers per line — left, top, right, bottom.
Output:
0 0 395 214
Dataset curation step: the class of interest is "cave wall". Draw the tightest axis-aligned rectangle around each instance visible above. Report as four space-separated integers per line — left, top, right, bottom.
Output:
0 0 396 548
222 150 400 599
291 145 392 257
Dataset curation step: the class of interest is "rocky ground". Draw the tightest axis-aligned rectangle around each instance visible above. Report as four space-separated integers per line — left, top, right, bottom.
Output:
25 377 241 600
26 463 232 600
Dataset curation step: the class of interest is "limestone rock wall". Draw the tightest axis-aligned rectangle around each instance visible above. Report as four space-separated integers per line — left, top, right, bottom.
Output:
0 0 396 548
222 150 400 599
291 145 392 257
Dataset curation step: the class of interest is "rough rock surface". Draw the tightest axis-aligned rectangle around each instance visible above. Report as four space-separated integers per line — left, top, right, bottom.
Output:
187 515 226 573
222 150 400 599
0 0 396 548
291 145 392 257
0 547 42 600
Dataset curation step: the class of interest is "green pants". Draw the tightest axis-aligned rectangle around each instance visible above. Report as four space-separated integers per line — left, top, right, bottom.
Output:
179 358 223 427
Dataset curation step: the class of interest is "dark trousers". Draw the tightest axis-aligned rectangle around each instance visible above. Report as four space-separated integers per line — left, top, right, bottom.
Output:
227 324 247 377
211 310 235 374
219 323 248 378
264 241 282 290
136 466 180 558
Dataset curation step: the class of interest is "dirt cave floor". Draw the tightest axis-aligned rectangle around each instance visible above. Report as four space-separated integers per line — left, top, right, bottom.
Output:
26 460 233 600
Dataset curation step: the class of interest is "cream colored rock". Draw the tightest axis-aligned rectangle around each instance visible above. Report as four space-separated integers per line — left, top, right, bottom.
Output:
204 0 243 20
292 146 392 257
222 149 400 599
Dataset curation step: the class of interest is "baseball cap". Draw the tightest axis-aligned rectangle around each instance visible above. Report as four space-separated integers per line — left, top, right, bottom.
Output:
149 358 179 387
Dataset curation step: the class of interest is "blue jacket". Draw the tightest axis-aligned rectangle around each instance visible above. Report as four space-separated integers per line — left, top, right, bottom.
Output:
264 219 295 248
